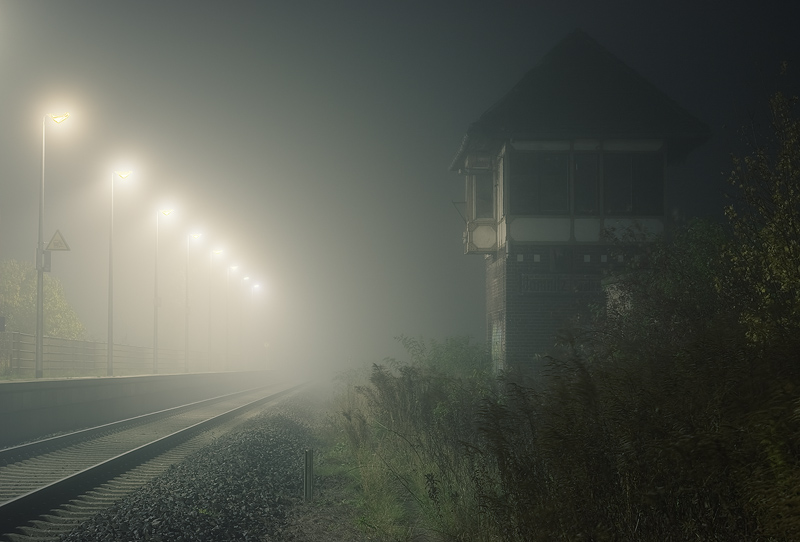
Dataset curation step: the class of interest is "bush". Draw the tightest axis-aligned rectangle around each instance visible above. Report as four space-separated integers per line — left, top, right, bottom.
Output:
0 259 86 339
335 215 800 540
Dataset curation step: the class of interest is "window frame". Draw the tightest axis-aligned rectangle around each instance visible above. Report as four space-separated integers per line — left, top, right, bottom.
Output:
507 145 665 218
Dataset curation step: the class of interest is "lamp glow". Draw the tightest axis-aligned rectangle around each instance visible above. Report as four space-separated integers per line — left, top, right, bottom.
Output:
49 113 70 124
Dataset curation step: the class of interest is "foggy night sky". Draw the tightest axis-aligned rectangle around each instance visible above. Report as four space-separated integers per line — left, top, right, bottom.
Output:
0 1 797 377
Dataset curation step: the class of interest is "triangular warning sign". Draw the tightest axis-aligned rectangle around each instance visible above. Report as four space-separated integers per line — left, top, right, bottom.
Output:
46 230 71 251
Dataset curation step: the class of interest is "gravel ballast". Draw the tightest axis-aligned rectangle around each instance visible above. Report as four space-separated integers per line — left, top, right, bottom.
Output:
57 390 330 542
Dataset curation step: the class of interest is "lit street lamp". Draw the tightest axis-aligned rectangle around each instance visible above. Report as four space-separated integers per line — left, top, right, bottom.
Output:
185 232 201 373
36 112 69 379
107 170 132 376
153 208 173 373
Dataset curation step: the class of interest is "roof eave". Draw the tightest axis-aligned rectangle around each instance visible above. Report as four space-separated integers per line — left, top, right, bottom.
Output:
448 131 472 172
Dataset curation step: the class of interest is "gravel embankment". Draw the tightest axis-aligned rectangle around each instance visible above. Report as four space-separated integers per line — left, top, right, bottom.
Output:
57 388 336 542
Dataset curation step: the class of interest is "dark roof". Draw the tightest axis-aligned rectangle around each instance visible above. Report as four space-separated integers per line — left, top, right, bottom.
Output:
450 30 711 170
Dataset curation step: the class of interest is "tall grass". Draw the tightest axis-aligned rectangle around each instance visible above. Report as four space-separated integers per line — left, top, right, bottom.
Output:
335 337 497 540
333 219 800 540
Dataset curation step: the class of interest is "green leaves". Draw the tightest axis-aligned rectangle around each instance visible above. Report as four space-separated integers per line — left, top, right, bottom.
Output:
725 91 800 345
0 259 86 339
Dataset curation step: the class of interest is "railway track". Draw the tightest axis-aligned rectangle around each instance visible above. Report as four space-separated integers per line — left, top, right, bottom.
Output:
0 382 303 541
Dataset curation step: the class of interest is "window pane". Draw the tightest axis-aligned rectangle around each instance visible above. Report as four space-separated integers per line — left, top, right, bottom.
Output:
475 172 494 218
574 153 598 214
604 153 632 213
536 153 569 213
510 153 536 214
632 153 663 214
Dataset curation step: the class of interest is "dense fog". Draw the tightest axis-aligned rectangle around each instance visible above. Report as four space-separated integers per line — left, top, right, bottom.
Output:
0 1 796 377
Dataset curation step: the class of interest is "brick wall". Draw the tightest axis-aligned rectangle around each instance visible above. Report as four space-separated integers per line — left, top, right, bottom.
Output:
485 244 608 372
486 254 506 372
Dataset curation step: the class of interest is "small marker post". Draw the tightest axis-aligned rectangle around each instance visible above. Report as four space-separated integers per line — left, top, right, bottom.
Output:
304 449 314 501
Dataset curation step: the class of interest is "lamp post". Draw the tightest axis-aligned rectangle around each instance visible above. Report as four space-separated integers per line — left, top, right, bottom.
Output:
107 169 131 377
239 276 250 364
225 264 238 371
153 208 173 374
208 248 222 371
185 232 201 373
36 112 69 379
249 283 260 367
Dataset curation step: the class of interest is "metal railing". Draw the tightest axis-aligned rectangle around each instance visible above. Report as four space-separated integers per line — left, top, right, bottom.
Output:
0 332 213 379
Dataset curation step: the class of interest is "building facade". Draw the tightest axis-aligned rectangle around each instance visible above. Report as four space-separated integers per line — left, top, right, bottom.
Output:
450 31 709 372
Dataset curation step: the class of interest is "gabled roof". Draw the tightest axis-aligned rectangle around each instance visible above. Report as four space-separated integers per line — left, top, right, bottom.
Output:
450 30 710 171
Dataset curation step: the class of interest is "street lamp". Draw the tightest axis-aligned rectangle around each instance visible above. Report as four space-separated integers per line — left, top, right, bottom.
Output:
225 264 238 371
107 170 132 377
185 232 201 373
249 283 263 369
153 208 173 374
208 248 222 371
36 112 69 379
239 276 250 364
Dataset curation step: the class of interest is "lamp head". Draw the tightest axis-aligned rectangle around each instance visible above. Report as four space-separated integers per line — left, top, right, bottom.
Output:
191 233 202 239
115 170 132 180
160 209 174 217
49 113 70 124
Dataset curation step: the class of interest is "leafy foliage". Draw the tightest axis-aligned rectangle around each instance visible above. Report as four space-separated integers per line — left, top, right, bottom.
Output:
0 259 86 339
599 219 735 360
725 89 800 345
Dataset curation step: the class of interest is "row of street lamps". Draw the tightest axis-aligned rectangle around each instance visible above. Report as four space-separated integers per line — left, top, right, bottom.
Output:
205 250 262 373
37 112 263 378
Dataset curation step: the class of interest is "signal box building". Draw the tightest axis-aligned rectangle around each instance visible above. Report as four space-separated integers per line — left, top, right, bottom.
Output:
450 31 709 372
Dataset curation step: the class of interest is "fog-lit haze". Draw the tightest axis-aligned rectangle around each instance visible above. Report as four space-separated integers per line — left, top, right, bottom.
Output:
0 1 796 377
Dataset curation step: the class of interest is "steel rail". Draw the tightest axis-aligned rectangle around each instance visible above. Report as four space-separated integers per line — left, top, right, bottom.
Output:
0 383 302 537
0 384 278 466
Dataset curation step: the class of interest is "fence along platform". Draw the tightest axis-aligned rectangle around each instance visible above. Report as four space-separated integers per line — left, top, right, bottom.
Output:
0 332 211 378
